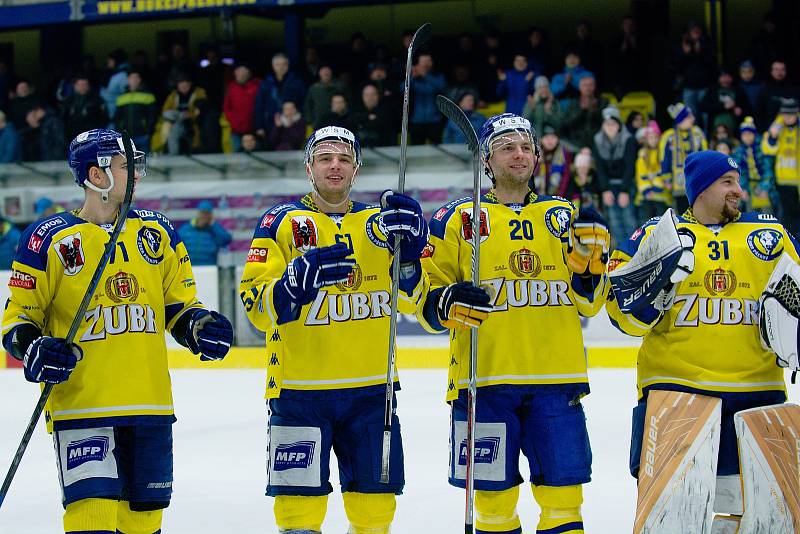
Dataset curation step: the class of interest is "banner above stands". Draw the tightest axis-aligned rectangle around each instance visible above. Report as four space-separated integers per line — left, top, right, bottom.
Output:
0 0 378 29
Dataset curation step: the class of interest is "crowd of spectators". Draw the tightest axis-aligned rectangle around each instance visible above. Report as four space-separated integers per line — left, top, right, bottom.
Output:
1 12 800 246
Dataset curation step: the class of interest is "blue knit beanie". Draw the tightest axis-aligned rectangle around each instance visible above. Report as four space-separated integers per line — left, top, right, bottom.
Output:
684 151 739 205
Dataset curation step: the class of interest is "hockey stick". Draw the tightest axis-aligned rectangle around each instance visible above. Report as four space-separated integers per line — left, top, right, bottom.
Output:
0 132 137 510
380 21 432 485
435 94 481 534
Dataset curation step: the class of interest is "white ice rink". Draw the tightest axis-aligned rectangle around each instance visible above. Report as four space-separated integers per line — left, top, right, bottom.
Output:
2 368 797 533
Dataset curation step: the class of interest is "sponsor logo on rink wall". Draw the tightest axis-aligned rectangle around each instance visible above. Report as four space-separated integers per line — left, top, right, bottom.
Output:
66 436 110 470
274 441 316 471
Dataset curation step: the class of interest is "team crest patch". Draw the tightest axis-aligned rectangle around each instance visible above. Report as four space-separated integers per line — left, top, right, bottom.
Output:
544 206 571 238
460 207 490 243
291 216 318 252
335 263 363 291
607 258 622 272
137 227 164 265
509 248 542 277
421 243 435 258
105 271 140 303
55 233 85 276
365 212 390 249
703 268 737 296
746 228 783 261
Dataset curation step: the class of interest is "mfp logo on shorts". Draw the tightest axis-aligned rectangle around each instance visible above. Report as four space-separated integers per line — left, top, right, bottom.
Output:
66 436 110 470
458 437 501 465
273 441 316 471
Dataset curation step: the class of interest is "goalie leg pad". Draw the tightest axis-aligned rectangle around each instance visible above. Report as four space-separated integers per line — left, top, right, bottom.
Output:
474 486 521 533
343 492 395 534
63 498 118 533
735 403 800 534
632 390 721 534
532 484 584 533
274 495 328 533
116 500 163 534
714 475 743 515
711 515 741 534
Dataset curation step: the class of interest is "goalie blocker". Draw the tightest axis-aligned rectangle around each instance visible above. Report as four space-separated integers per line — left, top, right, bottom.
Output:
609 208 695 314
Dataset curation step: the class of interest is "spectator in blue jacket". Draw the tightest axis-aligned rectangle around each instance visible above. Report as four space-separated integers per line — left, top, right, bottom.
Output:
0 111 21 163
550 49 589 102
178 200 232 266
254 52 306 143
0 215 21 269
496 54 536 115
409 52 446 145
442 92 486 145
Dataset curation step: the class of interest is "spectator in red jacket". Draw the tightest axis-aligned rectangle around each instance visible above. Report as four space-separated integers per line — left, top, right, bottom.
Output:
223 63 261 152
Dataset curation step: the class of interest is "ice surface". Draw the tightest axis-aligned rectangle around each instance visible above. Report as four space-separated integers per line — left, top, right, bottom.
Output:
1 368 795 533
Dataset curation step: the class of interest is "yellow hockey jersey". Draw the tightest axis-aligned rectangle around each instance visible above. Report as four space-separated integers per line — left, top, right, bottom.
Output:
658 126 708 194
418 192 609 401
607 210 799 398
239 194 429 399
2 209 204 429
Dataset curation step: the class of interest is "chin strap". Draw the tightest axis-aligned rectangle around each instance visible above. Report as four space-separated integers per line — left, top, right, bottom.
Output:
84 166 116 203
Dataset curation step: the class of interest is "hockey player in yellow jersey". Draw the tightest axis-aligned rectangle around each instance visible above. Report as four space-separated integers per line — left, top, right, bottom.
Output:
658 102 708 213
1 129 233 534
607 150 800 528
417 113 611 534
239 126 429 534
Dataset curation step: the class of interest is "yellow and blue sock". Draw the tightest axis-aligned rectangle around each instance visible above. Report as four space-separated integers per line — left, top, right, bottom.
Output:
342 492 396 534
274 494 328 533
532 484 584 534
475 486 522 534
63 497 117 534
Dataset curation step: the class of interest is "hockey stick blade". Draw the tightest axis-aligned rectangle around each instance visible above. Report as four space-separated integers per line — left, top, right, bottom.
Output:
0 131 137 510
436 95 479 154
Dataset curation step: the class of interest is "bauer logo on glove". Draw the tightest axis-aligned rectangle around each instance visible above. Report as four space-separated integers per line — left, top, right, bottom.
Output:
567 207 610 276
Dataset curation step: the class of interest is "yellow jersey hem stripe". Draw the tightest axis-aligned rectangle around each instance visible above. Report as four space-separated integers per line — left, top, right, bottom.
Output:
53 405 175 416
639 376 785 389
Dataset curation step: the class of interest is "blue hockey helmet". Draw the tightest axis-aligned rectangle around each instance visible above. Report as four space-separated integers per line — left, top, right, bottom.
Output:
68 129 146 201
478 113 540 166
303 126 362 168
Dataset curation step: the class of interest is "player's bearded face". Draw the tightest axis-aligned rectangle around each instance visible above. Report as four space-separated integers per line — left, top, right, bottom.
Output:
308 141 358 202
701 171 742 221
488 135 536 185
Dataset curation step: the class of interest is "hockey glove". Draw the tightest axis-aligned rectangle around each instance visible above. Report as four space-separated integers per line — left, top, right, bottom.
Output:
186 309 233 361
567 208 610 276
24 336 82 384
279 243 356 307
437 282 493 329
380 190 429 263
652 228 696 312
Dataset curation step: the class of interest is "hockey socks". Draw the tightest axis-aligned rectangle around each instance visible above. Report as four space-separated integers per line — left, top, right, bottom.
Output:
63 498 117 534
275 495 328 533
116 501 163 534
343 492 395 534
475 486 522 534
532 484 584 534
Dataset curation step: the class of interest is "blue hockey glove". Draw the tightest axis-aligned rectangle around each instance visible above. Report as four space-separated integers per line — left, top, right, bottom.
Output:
380 190 429 262
279 243 356 307
23 336 82 384
186 309 233 361
437 282 493 329
567 207 610 276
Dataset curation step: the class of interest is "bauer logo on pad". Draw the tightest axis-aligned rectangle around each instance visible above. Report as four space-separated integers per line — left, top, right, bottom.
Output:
66 436 110 470
458 437 501 465
273 441 316 471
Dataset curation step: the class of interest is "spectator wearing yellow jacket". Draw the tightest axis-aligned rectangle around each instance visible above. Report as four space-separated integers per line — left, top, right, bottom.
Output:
635 121 669 220
657 102 707 213
761 97 800 235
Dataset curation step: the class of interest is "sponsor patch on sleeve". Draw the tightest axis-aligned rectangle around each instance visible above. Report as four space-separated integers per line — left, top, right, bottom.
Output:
9 269 36 289
247 247 269 263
